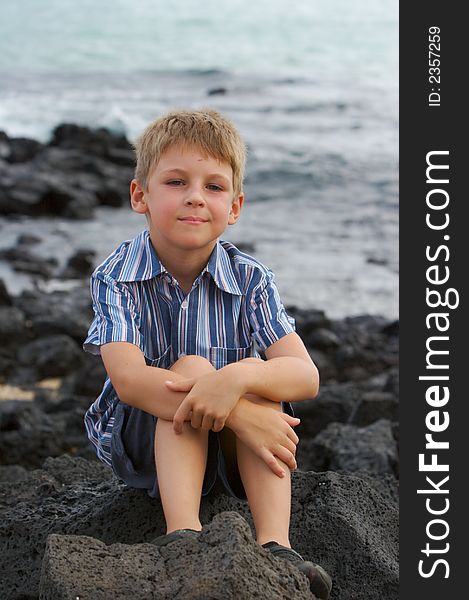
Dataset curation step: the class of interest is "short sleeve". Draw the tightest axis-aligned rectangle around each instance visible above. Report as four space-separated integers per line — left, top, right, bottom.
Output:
83 271 143 355
249 268 296 351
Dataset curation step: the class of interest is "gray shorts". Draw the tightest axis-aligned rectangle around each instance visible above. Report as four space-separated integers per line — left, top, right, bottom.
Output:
110 401 295 501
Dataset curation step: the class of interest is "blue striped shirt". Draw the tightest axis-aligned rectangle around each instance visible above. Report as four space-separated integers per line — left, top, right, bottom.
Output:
83 229 295 465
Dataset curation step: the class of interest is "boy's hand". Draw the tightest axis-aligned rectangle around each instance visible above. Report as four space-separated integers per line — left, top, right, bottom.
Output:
166 369 244 434
226 396 301 478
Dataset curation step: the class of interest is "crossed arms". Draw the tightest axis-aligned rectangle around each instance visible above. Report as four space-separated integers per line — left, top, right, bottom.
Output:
100 332 319 478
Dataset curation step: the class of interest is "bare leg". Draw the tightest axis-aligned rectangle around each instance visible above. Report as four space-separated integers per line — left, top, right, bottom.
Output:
225 357 293 547
154 355 215 534
234 400 293 547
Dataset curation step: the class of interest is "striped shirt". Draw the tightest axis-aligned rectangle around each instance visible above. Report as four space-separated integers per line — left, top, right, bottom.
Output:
83 229 295 465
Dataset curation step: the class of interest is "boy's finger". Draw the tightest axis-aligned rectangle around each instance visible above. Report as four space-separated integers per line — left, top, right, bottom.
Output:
282 414 301 427
260 448 285 478
165 379 193 392
275 445 297 471
173 403 191 433
191 412 204 430
212 418 225 432
200 414 215 431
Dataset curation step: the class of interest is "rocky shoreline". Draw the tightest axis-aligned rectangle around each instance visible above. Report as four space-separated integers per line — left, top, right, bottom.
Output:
0 125 398 599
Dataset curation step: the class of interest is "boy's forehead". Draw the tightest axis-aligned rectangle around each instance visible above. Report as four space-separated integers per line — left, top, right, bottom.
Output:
157 143 232 171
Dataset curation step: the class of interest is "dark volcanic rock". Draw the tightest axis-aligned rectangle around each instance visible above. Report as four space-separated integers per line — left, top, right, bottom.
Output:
308 419 398 477
0 126 134 219
40 512 314 600
0 456 398 600
0 278 13 306
293 382 360 439
0 395 95 468
289 306 331 338
289 310 399 385
207 87 227 95
384 367 399 397
15 287 93 342
60 354 107 399
0 306 28 344
0 244 58 278
50 123 134 167
308 328 341 350
1 135 44 163
17 334 84 380
0 161 98 219
61 249 96 279
352 391 398 426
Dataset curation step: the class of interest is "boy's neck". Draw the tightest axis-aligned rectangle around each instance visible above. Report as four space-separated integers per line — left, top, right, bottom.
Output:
149 234 217 294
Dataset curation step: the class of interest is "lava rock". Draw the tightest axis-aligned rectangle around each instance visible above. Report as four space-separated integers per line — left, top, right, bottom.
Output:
0 306 28 345
384 367 399 397
293 381 361 439
0 279 12 306
0 395 94 468
289 306 331 337
0 456 398 600
0 126 134 219
15 287 93 342
40 512 314 600
309 419 398 477
0 244 58 278
60 354 107 399
50 123 134 166
61 249 96 279
207 87 227 95
3 136 44 163
308 328 342 350
352 391 399 426
17 334 84 379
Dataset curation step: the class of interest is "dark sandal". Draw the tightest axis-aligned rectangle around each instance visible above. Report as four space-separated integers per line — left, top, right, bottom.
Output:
262 541 332 600
151 528 201 547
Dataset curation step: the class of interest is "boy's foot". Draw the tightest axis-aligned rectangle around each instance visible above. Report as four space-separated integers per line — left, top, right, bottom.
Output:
150 528 201 547
262 541 332 600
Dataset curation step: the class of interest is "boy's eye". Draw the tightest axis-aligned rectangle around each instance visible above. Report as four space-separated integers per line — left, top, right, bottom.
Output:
167 180 184 186
207 184 223 191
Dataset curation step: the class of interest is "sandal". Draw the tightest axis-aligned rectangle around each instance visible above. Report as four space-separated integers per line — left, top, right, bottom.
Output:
151 528 201 547
262 541 332 600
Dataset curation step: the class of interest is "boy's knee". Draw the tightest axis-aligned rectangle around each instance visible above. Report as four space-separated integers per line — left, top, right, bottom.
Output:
239 357 264 364
170 354 214 375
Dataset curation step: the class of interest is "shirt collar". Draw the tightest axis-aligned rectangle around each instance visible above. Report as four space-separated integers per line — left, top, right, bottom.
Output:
115 230 243 296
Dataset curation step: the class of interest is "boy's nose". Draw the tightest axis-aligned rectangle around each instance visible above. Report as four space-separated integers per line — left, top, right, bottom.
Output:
184 189 206 206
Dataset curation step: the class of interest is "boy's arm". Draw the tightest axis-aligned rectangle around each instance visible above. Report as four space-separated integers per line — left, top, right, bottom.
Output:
100 342 191 420
224 331 319 403
101 341 300 477
168 331 317 435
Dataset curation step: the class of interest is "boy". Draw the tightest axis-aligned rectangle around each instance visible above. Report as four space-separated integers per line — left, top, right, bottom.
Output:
83 109 332 599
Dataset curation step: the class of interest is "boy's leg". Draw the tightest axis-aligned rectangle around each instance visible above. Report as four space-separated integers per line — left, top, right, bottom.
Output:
233 399 293 548
221 357 293 547
154 355 215 534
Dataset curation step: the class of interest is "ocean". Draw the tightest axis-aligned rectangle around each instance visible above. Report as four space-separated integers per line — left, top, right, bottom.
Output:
0 0 398 319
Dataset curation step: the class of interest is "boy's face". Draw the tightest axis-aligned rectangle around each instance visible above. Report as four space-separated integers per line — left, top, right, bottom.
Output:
131 144 244 255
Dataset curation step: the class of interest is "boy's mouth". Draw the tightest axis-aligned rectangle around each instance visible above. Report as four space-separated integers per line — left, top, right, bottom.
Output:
178 216 208 223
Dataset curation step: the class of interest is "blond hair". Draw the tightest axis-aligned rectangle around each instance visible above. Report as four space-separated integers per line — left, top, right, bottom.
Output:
134 109 247 197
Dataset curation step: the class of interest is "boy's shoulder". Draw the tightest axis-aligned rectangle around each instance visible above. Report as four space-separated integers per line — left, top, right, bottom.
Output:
219 239 268 270
91 230 160 283
218 240 277 290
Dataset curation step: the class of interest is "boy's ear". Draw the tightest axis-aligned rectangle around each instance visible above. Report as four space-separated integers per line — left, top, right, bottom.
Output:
228 193 244 225
130 179 148 214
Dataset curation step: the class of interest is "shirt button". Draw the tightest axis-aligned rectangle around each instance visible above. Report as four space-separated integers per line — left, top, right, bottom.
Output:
181 300 188 309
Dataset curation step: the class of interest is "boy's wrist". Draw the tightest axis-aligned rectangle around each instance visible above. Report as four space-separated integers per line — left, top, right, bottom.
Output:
225 396 249 432
221 361 256 397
